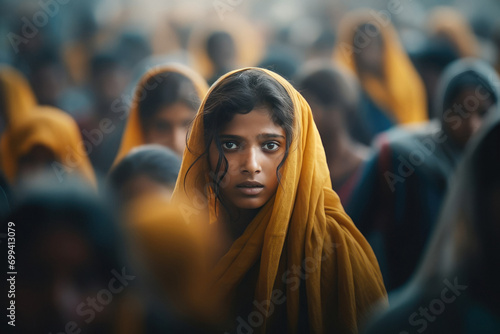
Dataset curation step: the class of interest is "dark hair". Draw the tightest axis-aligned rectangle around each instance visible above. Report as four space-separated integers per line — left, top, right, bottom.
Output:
10 179 125 278
109 144 181 193
186 69 294 214
296 65 359 116
137 71 200 126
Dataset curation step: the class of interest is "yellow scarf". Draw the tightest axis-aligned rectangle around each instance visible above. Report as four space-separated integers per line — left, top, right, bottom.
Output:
333 10 428 125
171 67 387 333
113 63 208 166
0 66 38 172
1 106 96 187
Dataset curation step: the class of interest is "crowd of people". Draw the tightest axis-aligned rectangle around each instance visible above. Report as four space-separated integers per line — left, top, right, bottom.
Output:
1 0 500 333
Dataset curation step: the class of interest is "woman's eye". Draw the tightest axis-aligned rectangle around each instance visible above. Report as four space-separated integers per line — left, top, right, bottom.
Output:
222 141 238 150
263 142 280 151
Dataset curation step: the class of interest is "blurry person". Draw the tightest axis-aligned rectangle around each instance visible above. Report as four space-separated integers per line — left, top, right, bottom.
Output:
3 179 130 333
172 68 387 333
109 144 181 204
188 15 264 82
347 59 499 292
333 10 428 142
1 106 96 188
29 48 69 107
427 6 481 59
124 193 221 333
296 63 370 205
206 31 237 85
258 45 301 81
77 52 130 175
113 64 208 164
364 110 500 334
410 40 460 119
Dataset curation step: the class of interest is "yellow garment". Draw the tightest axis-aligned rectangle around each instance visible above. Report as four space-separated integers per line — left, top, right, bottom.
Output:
1 106 96 187
171 67 387 333
333 10 427 124
113 64 209 166
0 65 37 127
0 66 38 171
126 193 221 327
427 6 480 58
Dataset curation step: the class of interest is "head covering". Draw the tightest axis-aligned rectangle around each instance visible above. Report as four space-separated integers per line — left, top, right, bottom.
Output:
171 67 387 333
427 6 480 59
113 63 208 166
1 106 96 187
0 65 37 127
333 10 428 124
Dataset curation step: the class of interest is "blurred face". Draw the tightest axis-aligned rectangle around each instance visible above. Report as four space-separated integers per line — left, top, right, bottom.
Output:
18 229 113 333
354 25 384 75
119 174 174 203
443 88 496 148
209 107 286 211
143 102 196 156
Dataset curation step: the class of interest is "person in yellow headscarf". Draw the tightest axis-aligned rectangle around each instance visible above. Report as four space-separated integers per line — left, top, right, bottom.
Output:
427 6 480 59
333 10 428 142
171 68 387 333
1 106 96 188
113 64 208 166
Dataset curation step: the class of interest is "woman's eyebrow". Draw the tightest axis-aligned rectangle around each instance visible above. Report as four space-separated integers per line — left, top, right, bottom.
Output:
218 133 285 140
257 133 285 140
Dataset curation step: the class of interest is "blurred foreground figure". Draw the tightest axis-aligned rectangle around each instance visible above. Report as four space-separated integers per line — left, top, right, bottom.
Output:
2 179 130 334
347 59 499 292
109 144 181 204
113 64 208 164
364 110 500 334
296 63 370 206
124 193 222 333
1 106 96 188
333 10 428 142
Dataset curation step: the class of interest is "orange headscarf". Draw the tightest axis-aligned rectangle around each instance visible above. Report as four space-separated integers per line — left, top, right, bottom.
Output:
427 6 480 59
333 10 428 124
0 65 37 128
113 63 208 166
171 67 387 333
0 66 38 171
1 106 96 187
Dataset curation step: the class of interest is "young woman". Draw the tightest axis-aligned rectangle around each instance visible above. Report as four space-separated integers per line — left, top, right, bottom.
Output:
171 68 387 333
113 64 208 165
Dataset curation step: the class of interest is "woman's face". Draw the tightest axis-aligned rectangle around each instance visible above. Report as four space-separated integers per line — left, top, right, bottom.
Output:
144 102 196 156
209 107 286 210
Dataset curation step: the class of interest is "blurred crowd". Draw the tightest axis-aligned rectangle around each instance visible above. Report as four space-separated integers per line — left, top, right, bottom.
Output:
1 0 500 333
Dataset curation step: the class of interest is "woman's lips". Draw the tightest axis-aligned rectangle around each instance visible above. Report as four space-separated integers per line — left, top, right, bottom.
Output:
236 181 264 195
